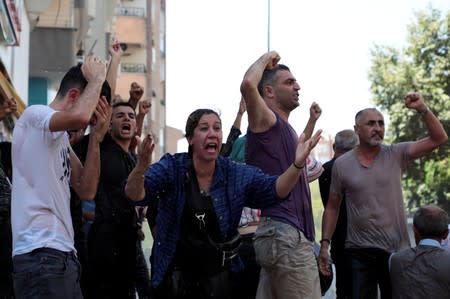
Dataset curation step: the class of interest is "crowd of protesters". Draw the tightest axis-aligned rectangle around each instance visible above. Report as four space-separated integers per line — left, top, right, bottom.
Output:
0 42 448 299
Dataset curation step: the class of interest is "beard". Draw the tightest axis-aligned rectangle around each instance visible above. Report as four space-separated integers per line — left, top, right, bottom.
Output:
368 133 383 146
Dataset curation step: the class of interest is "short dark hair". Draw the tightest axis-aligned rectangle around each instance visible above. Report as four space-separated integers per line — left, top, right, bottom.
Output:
413 204 449 238
55 64 88 99
112 101 136 115
354 108 380 126
257 64 290 97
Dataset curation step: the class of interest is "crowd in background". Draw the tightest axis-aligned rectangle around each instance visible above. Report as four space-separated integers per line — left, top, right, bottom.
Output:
0 41 448 299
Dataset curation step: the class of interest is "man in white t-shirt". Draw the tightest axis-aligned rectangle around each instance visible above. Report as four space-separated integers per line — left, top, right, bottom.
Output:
11 56 110 299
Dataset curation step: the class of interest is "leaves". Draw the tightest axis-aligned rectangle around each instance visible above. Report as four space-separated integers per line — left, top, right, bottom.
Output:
369 7 450 213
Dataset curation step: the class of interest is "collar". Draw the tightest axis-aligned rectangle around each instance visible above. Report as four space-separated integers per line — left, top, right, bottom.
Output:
418 238 441 248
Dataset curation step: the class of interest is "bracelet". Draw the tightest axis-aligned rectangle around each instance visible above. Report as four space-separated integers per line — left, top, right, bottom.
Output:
319 238 331 245
417 106 429 117
293 162 305 169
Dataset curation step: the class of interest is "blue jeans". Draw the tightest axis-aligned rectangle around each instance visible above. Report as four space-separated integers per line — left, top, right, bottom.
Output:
13 248 82 299
346 248 392 299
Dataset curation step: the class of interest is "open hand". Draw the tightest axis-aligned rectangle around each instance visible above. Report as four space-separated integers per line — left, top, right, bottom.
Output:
294 130 322 168
91 96 112 141
137 133 155 168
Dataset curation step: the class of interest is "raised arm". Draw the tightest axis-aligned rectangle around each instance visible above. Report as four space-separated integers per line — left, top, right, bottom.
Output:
129 99 151 153
220 97 246 157
125 134 155 201
128 82 144 110
136 99 151 137
275 130 322 198
70 97 111 199
233 96 246 130
302 102 322 139
49 56 106 132
404 92 448 159
240 52 280 133
105 37 124 97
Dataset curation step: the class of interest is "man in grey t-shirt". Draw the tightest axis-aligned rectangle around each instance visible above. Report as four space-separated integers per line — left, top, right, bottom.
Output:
318 92 448 299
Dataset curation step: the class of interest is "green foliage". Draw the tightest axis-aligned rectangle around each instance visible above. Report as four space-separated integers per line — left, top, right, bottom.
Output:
369 7 450 213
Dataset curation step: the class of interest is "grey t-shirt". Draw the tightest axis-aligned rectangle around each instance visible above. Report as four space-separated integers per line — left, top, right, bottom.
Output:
330 142 412 252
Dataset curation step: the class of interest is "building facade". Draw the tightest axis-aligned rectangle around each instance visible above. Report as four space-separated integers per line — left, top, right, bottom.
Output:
0 0 182 155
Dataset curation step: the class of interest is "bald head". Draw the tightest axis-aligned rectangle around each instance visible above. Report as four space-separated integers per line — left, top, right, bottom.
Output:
413 204 449 240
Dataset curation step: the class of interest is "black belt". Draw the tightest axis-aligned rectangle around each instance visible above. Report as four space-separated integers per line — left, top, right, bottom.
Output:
31 247 75 258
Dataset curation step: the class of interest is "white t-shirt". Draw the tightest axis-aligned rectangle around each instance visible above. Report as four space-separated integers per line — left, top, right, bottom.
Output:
11 105 75 255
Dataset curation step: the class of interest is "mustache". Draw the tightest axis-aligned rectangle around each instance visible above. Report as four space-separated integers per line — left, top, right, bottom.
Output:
371 132 383 138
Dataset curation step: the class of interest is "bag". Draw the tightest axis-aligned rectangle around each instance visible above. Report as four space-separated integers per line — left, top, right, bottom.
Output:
185 158 242 268
207 232 242 267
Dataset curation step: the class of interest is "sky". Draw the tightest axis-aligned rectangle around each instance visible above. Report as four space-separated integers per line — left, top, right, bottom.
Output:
165 0 450 151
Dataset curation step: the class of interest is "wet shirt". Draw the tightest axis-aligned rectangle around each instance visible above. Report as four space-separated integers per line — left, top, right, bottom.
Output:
330 143 412 252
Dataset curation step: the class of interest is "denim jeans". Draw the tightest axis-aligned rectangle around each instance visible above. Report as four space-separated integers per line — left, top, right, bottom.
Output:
254 217 321 299
12 248 82 299
346 247 392 299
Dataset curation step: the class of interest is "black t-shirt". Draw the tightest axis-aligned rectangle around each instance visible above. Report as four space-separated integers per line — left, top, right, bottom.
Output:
175 192 223 274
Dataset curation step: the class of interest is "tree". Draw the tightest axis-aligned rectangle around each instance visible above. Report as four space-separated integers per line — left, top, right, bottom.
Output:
368 7 450 213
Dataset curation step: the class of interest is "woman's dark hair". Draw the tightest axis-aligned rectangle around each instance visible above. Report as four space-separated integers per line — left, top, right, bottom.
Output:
185 109 221 156
185 109 221 138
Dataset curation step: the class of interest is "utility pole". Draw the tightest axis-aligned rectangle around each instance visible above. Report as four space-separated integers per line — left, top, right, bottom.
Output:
146 0 153 121
267 0 270 51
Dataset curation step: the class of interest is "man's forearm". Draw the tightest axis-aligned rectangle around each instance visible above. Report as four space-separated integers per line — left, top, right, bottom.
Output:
421 109 448 144
242 55 270 94
302 117 317 140
275 164 304 198
125 165 147 201
321 202 340 242
136 113 146 137
73 80 104 122
106 55 121 96
78 133 102 199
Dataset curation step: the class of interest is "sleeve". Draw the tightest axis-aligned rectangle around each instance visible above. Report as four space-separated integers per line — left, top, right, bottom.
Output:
242 164 279 209
393 142 413 171
26 105 64 140
140 154 178 205
220 126 242 157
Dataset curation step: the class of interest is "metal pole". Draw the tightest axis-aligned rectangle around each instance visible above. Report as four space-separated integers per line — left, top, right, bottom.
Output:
267 0 270 51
